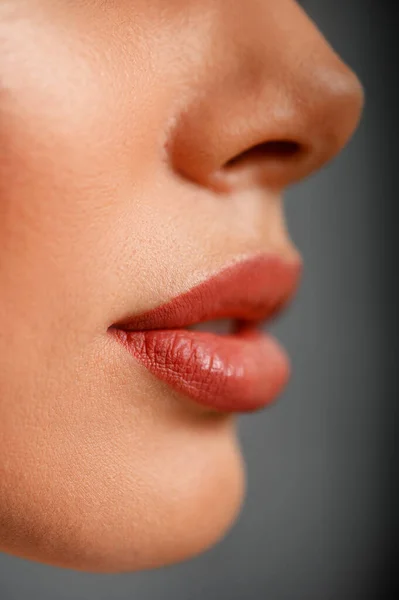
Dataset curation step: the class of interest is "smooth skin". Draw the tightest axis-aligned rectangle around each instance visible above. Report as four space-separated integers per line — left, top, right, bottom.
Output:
0 0 363 573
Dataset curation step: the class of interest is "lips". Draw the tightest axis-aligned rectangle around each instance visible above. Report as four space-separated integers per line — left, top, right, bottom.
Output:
109 254 302 413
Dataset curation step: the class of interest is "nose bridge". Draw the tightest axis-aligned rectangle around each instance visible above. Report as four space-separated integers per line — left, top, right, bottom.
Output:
168 0 364 191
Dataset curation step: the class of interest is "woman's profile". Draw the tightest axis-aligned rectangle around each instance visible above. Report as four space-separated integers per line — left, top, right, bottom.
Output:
0 0 363 573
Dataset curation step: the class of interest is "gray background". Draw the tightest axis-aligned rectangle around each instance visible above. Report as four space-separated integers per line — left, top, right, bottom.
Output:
0 0 394 598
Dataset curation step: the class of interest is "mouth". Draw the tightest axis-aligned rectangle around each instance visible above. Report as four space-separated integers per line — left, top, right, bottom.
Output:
109 253 302 413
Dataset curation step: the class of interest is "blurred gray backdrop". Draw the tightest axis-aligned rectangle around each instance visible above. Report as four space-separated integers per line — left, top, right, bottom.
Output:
0 0 394 598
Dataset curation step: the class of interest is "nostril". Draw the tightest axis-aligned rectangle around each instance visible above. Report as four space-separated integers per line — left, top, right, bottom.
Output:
206 139 310 192
224 140 303 169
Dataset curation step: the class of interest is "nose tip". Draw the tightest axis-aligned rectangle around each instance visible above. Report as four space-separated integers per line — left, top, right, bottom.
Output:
167 2 364 193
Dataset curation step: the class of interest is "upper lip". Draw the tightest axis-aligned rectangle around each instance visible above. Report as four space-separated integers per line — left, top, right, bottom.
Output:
112 253 302 332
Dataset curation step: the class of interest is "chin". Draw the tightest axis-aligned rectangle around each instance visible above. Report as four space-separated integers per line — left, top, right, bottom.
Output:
0 418 246 574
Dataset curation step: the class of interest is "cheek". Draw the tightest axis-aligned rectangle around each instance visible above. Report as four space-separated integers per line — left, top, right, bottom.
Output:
0 21 167 363
0 1 172 326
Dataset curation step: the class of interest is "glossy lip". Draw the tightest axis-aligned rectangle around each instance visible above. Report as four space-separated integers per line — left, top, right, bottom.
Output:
109 254 302 413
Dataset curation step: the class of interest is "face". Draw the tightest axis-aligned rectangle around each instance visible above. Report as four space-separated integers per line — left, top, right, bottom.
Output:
0 0 363 573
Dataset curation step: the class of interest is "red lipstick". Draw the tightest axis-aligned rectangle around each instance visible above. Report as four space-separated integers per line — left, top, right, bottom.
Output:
110 254 302 413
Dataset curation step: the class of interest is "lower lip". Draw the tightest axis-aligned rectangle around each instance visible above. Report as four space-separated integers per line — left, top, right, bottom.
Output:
111 325 290 413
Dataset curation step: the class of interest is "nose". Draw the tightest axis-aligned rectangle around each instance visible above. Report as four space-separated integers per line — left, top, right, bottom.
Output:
167 0 364 193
